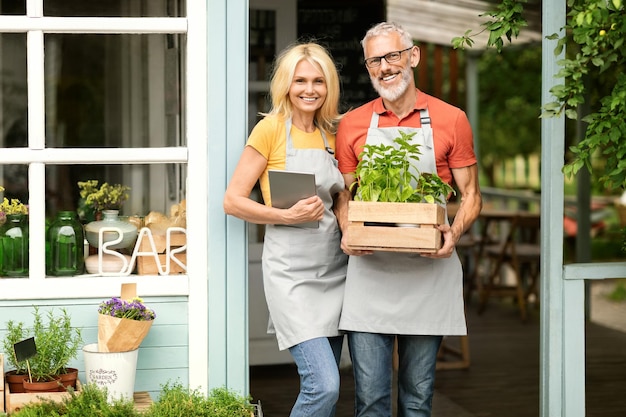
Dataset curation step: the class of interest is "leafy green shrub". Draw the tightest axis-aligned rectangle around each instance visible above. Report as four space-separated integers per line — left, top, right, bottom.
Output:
10 384 139 417
147 381 255 417
9 381 255 417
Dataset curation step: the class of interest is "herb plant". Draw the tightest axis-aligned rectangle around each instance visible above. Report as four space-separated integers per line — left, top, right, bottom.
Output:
3 307 83 382
2 319 29 374
146 381 256 417
351 130 454 204
28 307 83 382
10 382 257 417
10 383 140 417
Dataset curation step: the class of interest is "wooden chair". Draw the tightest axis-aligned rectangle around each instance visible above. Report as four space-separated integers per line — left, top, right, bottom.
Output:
477 213 541 322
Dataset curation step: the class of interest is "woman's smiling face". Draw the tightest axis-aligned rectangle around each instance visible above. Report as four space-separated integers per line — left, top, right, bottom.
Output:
289 59 327 116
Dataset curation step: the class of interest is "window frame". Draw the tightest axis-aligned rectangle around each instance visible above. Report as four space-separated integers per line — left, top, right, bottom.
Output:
0 4 197 299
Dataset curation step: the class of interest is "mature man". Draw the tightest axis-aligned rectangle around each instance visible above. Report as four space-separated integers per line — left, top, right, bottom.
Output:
335 22 482 417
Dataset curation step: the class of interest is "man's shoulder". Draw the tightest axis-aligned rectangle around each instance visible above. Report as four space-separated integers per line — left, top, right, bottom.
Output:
422 92 465 115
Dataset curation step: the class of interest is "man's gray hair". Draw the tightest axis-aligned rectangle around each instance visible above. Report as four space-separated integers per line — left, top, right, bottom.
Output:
361 22 414 48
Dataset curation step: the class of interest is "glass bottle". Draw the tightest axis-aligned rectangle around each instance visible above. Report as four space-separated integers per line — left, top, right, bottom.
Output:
47 211 85 276
0 213 29 277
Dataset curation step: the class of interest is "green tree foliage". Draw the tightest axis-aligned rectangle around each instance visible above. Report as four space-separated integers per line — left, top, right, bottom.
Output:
477 46 542 186
454 0 626 191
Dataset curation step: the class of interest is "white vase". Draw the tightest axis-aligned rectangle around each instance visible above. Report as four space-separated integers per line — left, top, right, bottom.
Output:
84 210 138 250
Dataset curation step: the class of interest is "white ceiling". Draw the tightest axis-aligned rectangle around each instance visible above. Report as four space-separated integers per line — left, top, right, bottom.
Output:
387 0 542 48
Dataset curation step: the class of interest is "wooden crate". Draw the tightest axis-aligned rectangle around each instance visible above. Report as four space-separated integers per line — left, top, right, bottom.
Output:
346 201 445 253
137 232 187 275
133 392 153 411
4 380 82 415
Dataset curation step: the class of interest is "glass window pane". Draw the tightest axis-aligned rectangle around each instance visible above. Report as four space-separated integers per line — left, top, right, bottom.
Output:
44 0 186 17
45 163 187 221
0 164 28 209
248 8 275 132
44 34 186 148
1 33 27 150
0 0 25 15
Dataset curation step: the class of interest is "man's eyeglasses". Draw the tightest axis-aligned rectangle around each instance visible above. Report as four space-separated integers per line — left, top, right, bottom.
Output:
364 46 414 68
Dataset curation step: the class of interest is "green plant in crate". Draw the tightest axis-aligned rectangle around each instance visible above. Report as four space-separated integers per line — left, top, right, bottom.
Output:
351 130 454 204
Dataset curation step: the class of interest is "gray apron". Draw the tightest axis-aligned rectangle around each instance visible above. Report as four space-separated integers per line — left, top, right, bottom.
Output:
262 119 348 350
339 109 467 335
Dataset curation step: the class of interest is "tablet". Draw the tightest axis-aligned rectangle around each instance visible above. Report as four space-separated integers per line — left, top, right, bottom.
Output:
268 170 318 228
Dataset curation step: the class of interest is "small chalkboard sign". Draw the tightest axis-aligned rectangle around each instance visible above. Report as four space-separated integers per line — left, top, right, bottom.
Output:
298 0 386 112
14 337 37 362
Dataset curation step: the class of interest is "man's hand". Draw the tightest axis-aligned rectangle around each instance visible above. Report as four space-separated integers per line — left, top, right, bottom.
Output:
419 224 458 258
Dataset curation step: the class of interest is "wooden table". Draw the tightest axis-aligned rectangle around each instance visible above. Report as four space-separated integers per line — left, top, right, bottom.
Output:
473 208 541 321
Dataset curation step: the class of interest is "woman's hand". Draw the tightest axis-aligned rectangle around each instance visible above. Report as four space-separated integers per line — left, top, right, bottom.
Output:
284 195 324 225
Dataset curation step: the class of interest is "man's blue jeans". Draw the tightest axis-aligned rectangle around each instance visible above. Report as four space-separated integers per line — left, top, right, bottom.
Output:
348 332 442 417
288 336 344 417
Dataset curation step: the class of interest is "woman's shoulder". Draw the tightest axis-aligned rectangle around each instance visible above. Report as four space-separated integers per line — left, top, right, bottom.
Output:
253 115 285 131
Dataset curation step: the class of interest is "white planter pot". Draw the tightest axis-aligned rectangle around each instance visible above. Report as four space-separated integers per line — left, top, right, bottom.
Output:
82 343 139 403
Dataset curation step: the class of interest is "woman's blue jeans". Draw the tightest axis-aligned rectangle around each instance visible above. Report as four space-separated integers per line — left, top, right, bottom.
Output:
348 332 442 417
288 335 344 417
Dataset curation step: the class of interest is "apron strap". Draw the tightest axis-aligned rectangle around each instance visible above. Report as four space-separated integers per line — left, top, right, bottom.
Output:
419 108 434 149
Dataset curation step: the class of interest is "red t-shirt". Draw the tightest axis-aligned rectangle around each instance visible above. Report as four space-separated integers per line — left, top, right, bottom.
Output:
336 89 476 186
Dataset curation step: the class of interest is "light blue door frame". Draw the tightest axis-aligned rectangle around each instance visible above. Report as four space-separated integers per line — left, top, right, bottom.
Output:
540 2 626 416
207 0 250 394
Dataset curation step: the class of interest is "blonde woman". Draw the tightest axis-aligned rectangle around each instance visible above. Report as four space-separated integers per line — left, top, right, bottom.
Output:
224 42 347 416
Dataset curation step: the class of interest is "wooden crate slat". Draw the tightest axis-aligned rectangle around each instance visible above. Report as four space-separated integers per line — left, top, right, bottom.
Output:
348 201 445 224
347 224 441 252
5 381 81 414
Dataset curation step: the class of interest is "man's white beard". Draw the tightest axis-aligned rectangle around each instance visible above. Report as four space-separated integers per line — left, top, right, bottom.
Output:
371 66 412 102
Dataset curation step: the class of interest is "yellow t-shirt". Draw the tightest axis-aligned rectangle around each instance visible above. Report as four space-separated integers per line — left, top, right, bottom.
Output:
246 116 336 206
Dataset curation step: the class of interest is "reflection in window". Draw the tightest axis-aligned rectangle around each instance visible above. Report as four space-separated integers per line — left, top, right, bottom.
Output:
248 8 276 132
0 164 28 207
1 33 27 149
0 0 25 15
44 34 185 149
45 163 186 222
44 0 186 17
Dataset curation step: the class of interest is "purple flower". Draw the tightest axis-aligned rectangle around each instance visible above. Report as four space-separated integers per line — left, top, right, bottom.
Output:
98 296 156 321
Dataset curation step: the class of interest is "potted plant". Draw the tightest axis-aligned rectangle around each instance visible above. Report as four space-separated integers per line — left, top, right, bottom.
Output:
346 130 454 252
83 285 156 404
2 306 83 394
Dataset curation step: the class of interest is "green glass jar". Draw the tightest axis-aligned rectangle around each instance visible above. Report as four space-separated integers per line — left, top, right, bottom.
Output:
47 211 85 276
0 213 29 277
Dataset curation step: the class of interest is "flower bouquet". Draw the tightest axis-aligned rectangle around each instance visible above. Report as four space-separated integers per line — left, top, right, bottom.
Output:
97 284 156 352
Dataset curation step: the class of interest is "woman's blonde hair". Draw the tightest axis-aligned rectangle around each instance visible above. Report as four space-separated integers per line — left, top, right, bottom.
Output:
263 42 341 134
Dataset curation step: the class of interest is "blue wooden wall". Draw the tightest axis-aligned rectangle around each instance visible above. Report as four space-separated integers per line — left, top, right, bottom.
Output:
0 297 188 401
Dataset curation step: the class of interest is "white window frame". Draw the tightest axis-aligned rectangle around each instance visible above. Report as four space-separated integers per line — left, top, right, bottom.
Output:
0 3 204 301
